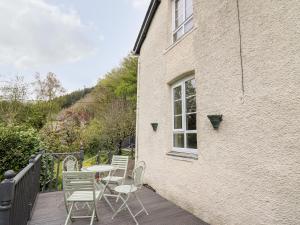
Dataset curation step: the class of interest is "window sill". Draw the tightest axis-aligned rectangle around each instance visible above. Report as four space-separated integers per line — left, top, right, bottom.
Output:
163 26 197 55
166 151 198 160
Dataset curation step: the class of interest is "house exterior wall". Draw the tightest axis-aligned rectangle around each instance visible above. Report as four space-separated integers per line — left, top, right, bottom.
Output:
136 1 300 225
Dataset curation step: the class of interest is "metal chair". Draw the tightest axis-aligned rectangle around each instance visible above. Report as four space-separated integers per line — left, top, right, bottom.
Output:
102 155 129 186
111 161 149 225
63 155 78 172
62 171 104 225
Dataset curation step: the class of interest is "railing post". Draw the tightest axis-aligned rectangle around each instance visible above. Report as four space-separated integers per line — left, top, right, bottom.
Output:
79 144 84 170
55 156 61 191
0 170 16 225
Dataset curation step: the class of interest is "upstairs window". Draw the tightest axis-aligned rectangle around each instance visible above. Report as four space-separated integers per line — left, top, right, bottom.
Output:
172 77 197 154
172 0 193 42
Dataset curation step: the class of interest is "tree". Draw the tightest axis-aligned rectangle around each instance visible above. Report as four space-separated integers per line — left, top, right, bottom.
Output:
0 76 28 123
34 72 65 101
100 99 136 155
34 72 65 129
40 109 89 153
89 55 137 158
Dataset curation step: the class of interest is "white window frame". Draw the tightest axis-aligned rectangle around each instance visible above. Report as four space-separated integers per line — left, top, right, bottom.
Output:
172 0 194 42
172 76 197 155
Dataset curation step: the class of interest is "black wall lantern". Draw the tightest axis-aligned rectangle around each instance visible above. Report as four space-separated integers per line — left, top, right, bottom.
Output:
207 115 223 130
151 123 158 131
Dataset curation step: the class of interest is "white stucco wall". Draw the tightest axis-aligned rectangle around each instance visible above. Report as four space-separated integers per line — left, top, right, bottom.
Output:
136 0 300 225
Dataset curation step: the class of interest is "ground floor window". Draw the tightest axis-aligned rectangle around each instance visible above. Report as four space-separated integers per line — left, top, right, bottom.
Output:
172 76 197 154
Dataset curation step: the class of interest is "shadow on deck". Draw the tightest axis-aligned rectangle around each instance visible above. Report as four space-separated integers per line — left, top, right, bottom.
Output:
29 187 209 225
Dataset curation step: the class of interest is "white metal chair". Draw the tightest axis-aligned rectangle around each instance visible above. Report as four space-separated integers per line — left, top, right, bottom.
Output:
102 155 129 186
111 161 149 225
62 171 104 225
63 155 78 172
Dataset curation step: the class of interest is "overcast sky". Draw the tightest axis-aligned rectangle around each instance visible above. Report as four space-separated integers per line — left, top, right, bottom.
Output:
0 0 150 92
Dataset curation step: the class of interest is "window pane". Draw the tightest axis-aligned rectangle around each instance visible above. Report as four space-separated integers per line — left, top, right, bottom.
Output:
174 133 184 148
174 100 182 115
184 17 193 33
186 113 196 130
186 133 197 149
186 96 196 113
174 116 182 129
185 79 196 97
175 0 184 28
173 27 184 41
174 86 182 100
175 15 184 28
185 0 193 19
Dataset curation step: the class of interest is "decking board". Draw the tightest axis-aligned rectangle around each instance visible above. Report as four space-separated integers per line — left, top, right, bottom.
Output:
29 188 209 225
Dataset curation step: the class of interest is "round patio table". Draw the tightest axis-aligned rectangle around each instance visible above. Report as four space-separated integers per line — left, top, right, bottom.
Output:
85 165 116 173
84 164 117 212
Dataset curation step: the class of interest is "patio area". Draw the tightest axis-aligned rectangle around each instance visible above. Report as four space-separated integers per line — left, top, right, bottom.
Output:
29 187 209 225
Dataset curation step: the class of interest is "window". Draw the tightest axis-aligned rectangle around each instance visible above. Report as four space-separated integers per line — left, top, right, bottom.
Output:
172 77 197 154
172 0 194 42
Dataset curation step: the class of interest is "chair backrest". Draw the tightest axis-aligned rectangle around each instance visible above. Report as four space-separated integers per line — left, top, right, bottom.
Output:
63 155 78 172
137 161 146 170
133 162 146 189
111 155 129 172
63 171 95 193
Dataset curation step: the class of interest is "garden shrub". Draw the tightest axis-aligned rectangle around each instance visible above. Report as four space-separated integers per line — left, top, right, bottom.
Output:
0 125 41 181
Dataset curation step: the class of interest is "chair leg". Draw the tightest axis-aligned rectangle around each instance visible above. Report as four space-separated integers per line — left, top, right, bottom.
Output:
134 193 149 216
116 192 121 203
112 194 139 225
116 180 124 203
104 194 115 212
112 195 128 219
125 203 139 225
64 202 74 225
94 201 100 222
89 209 95 225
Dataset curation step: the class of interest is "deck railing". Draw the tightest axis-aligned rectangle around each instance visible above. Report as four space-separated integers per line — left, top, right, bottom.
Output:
0 146 133 225
41 150 84 192
41 150 112 192
0 153 42 225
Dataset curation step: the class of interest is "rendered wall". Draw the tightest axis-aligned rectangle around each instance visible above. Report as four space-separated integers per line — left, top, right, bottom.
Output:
136 0 300 224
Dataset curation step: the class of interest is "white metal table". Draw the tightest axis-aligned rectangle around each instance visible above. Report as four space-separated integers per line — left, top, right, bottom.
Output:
85 165 116 173
84 165 117 211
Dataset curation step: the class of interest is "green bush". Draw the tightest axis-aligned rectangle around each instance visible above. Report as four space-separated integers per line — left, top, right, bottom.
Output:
0 125 41 181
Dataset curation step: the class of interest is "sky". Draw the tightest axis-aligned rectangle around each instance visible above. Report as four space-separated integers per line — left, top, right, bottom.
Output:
0 0 150 92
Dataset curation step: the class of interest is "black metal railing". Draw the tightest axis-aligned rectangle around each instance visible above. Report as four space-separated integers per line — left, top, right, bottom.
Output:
41 150 84 192
40 149 111 192
0 153 42 225
0 145 133 225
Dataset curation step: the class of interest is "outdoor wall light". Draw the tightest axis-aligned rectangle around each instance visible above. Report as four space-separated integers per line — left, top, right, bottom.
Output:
207 115 223 130
151 123 158 131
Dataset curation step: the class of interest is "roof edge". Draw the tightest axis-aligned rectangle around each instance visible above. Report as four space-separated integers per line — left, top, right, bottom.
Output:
133 0 161 55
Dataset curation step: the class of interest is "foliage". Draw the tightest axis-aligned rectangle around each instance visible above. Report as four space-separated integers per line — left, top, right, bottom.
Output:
54 87 94 109
34 72 65 101
81 119 104 154
39 111 84 153
40 153 55 191
0 125 41 181
83 55 137 156
96 56 137 104
0 100 59 130
0 76 28 123
0 55 138 181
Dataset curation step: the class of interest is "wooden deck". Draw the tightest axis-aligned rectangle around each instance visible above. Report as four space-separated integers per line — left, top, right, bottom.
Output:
29 188 209 225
